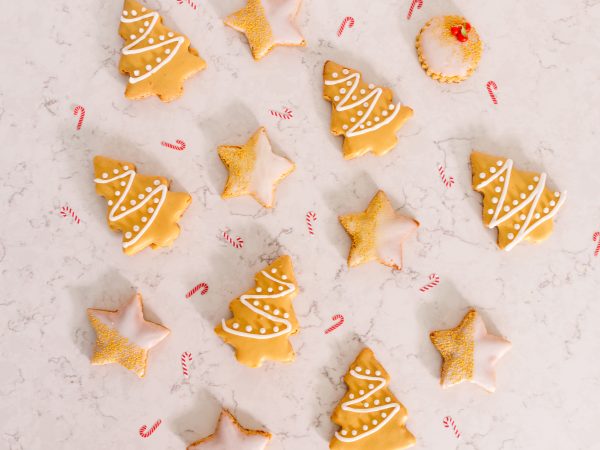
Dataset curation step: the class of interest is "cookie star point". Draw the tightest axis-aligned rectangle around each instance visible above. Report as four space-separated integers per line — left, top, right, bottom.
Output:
339 190 419 270
187 409 272 450
224 0 305 60
430 309 511 392
87 293 169 378
218 127 295 208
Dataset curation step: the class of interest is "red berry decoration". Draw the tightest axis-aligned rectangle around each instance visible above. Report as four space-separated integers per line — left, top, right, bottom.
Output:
451 22 471 42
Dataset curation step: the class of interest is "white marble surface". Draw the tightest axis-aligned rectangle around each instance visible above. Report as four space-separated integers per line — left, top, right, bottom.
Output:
1 0 600 449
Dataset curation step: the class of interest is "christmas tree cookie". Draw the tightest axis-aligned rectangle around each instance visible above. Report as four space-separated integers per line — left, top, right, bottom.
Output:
218 127 295 208
224 0 306 61
215 255 299 368
416 16 482 83
330 348 416 450
471 151 566 251
323 61 413 159
88 293 170 378
339 191 419 270
187 409 272 450
93 155 191 256
430 309 512 392
118 0 206 101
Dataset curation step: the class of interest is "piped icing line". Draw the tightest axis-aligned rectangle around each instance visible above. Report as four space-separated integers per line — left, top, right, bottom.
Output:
120 10 184 84
94 170 167 249
334 370 400 443
221 270 295 340
324 72 401 138
475 159 566 251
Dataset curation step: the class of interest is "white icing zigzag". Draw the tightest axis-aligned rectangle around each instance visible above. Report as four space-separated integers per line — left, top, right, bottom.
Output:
335 369 400 443
324 68 401 138
221 269 295 340
120 7 184 84
476 159 566 251
94 168 166 249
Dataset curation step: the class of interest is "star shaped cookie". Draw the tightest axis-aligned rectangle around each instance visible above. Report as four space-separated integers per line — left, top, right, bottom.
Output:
224 0 305 60
430 309 511 392
87 293 169 378
218 127 295 208
339 190 419 270
187 409 272 450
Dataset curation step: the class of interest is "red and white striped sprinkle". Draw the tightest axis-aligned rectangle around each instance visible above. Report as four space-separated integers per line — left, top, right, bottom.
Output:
419 273 440 293
486 80 498 104
324 314 345 334
161 139 186 151
181 352 193 379
139 419 162 438
443 416 461 439
437 164 455 188
222 230 244 249
406 0 424 20
73 105 85 130
306 211 317 235
593 232 600 257
270 107 293 120
337 16 355 37
186 282 208 299
60 205 81 224
177 0 197 10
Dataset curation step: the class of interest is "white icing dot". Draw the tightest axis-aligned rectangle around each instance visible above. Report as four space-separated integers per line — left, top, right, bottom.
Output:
253 300 259 306
260 328 266 334
125 232 132 239
130 34 136 40
368 384 374 389
357 111 363 116
512 200 519 206
508 233 514 240
341 430 347 436
148 38 154 44
141 7 146 11
554 192 560 197
113 169 119 174
147 207 154 213
487 209 494 214
528 185 534 191
283 313 289 318
102 172 108 178
492 197 498 204
130 200 136 206
138 28 144 33
120 206 126 211
115 191 121 196
342 69 349 75
145 65 152 71
156 57 162 63
159 35 165 40
499 176 505 182
168 32 174 37
107 200 113 206
263 305 269 311
273 326 279 332
520 193 526 199
331 72 338 78
372 420 378 425
365 370 371 375
141 217 148 223
374 400 380 405
153 180 161 186
122 10 128 16
133 225 139 232
369 83 375 89
119 181 126 187
281 275 287 280
346 81 352 86
133 70 140 76
278 286 284 291
267 287 273 293
382 110 388 116
131 10 137 16
520 214 526 220
503 206 510 212
273 309 280 315
138 194 144 200
232 323 239 329
381 413 387 418
359 390 365 395
388 104 395 110
363 102 369 108
342 125 349 130
494 187 501 193
349 394 355 399
256 287 263 293
490 167 497 174
351 95 357 100
334 96 340 101
514 224 520 230
153 198 159 204
366 121 372 126
144 21 149 26
271 268 277 273
352 430 358 436
245 325 252 332
534 176 539 182
375 371 381 376
165 49 171 54
145 187 152 193
340 88 347 94
550 200 556 206
362 425 368 430
350 117 356 123
497 160 503 166
479 172 486 179
363 403 369 408
360 89 366 94
385 397 391 403
355 367 362 372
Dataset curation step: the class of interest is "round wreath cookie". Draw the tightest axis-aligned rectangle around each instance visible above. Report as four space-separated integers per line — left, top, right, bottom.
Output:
416 16 482 83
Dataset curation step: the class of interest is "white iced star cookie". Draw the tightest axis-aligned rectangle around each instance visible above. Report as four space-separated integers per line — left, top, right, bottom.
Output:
430 309 512 392
88 293 170 378
224 0 306 60
218 127 295 208
187 409 272 450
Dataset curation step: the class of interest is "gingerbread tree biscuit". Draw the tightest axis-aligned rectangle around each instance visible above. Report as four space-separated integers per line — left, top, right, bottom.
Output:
93 155 191 256
330 348 416 450
471 151 566 251
118 0 206 101
215 255 299 368
323 61 413 160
